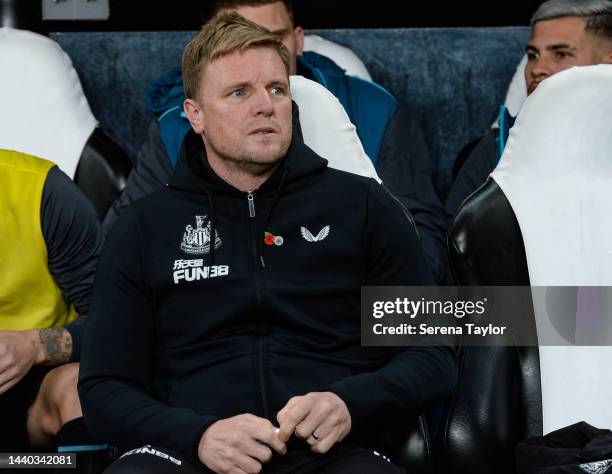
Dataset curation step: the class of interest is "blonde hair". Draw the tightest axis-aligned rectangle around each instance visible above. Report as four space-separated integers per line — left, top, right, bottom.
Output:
182 11 290 100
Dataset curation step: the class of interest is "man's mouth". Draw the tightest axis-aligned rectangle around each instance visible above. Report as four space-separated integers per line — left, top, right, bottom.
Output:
249 127 277 135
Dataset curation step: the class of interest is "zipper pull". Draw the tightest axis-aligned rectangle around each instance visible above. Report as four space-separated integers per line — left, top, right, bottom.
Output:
247 192 255 218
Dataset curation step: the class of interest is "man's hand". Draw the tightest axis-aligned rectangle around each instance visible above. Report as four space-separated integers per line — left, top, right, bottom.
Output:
198 414 286 474
0 328 73 395
276 392 351 454
0 330 44 395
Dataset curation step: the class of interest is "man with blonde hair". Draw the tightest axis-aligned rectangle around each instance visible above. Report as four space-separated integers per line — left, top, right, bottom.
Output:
80 12 456 474
104 0 449 285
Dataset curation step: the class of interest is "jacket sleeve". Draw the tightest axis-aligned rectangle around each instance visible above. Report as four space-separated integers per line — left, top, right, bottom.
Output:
102 121 174 235
78 209 216 459
445 129 498 221
376 103 449 284
41 166 104 361
327 181 457 432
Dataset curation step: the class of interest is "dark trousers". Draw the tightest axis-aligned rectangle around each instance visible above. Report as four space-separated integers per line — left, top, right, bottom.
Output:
104 443 405 474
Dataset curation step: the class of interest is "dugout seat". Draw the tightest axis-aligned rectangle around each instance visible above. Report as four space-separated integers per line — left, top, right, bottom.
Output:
442 179 541 474
0 27 131 219
442 65 612 473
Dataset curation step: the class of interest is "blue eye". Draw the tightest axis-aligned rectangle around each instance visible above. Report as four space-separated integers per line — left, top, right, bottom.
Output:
271 87 285 96
230 89 244 97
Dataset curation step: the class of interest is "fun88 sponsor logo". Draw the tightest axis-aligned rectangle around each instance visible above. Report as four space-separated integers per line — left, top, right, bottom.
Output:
172 259 229 284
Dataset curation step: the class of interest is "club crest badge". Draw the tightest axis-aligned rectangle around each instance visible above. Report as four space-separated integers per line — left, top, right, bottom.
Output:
579 460 612 474
180 215 222 255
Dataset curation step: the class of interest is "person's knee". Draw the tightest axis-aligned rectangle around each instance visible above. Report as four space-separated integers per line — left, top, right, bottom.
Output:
47 363 82 424
27 363 81 444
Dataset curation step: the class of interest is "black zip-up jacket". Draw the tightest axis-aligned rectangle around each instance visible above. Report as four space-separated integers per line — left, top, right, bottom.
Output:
79 125 457 460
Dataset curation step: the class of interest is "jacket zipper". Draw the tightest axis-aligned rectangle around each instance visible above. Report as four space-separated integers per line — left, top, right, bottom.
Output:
247 192 269 419
247 192 255 218
247 192 262 302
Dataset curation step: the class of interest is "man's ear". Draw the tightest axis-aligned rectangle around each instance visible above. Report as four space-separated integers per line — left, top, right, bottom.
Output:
184 98 205 135
294 26 304 56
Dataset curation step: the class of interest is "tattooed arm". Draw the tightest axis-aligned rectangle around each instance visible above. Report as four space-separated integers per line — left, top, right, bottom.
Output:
0 167 102 395
0 328 72 394
41 167 104 362
38 328 73 364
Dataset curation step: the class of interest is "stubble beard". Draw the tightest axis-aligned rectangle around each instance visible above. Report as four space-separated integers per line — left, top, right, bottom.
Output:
209 135 291 178
222 151 284 176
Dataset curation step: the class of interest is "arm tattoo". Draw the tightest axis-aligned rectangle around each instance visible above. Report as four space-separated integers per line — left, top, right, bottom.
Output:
39 328 72 365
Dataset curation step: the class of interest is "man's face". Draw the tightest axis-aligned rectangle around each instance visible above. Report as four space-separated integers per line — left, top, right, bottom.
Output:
524 17 604 95
191 46 292 175
223 2 304 74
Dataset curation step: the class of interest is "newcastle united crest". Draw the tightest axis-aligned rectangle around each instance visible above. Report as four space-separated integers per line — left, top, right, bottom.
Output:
180 215 222 255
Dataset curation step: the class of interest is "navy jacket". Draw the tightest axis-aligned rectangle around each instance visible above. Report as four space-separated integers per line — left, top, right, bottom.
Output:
445 106 516 220
81 126 457 460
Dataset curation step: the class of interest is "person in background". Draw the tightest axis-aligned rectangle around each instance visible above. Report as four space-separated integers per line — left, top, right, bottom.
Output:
445 0 612 220
0 149 108 472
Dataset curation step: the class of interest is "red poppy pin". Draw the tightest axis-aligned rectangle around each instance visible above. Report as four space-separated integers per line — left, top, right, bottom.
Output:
264 232 284 246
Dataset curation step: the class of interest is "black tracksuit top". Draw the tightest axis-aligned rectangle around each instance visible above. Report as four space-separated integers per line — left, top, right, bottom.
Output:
79 127 457 460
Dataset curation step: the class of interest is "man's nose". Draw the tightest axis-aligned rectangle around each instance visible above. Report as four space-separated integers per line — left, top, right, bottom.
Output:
530 55 552 79
251 89 274 116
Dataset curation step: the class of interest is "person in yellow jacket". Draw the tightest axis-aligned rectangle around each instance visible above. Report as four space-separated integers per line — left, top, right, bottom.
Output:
0 149 103 457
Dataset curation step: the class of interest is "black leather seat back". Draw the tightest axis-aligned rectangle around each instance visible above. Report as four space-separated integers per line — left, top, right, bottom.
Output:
448 179 528 286
393 415 433 474
440 179 542 473
356 415 433 473
75 127 132 219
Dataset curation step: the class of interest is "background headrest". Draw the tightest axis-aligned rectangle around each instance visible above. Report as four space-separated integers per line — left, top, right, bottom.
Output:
303 34 372 81
290 75 380 183
0 27 97 178
490 65 612 434
492 65 612 281
491 55 527 127
502 55 527 120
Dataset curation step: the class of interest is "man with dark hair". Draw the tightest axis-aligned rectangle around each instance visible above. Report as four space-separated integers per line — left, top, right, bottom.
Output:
445 0 612 220
103 0 450 284
80 12 457 474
